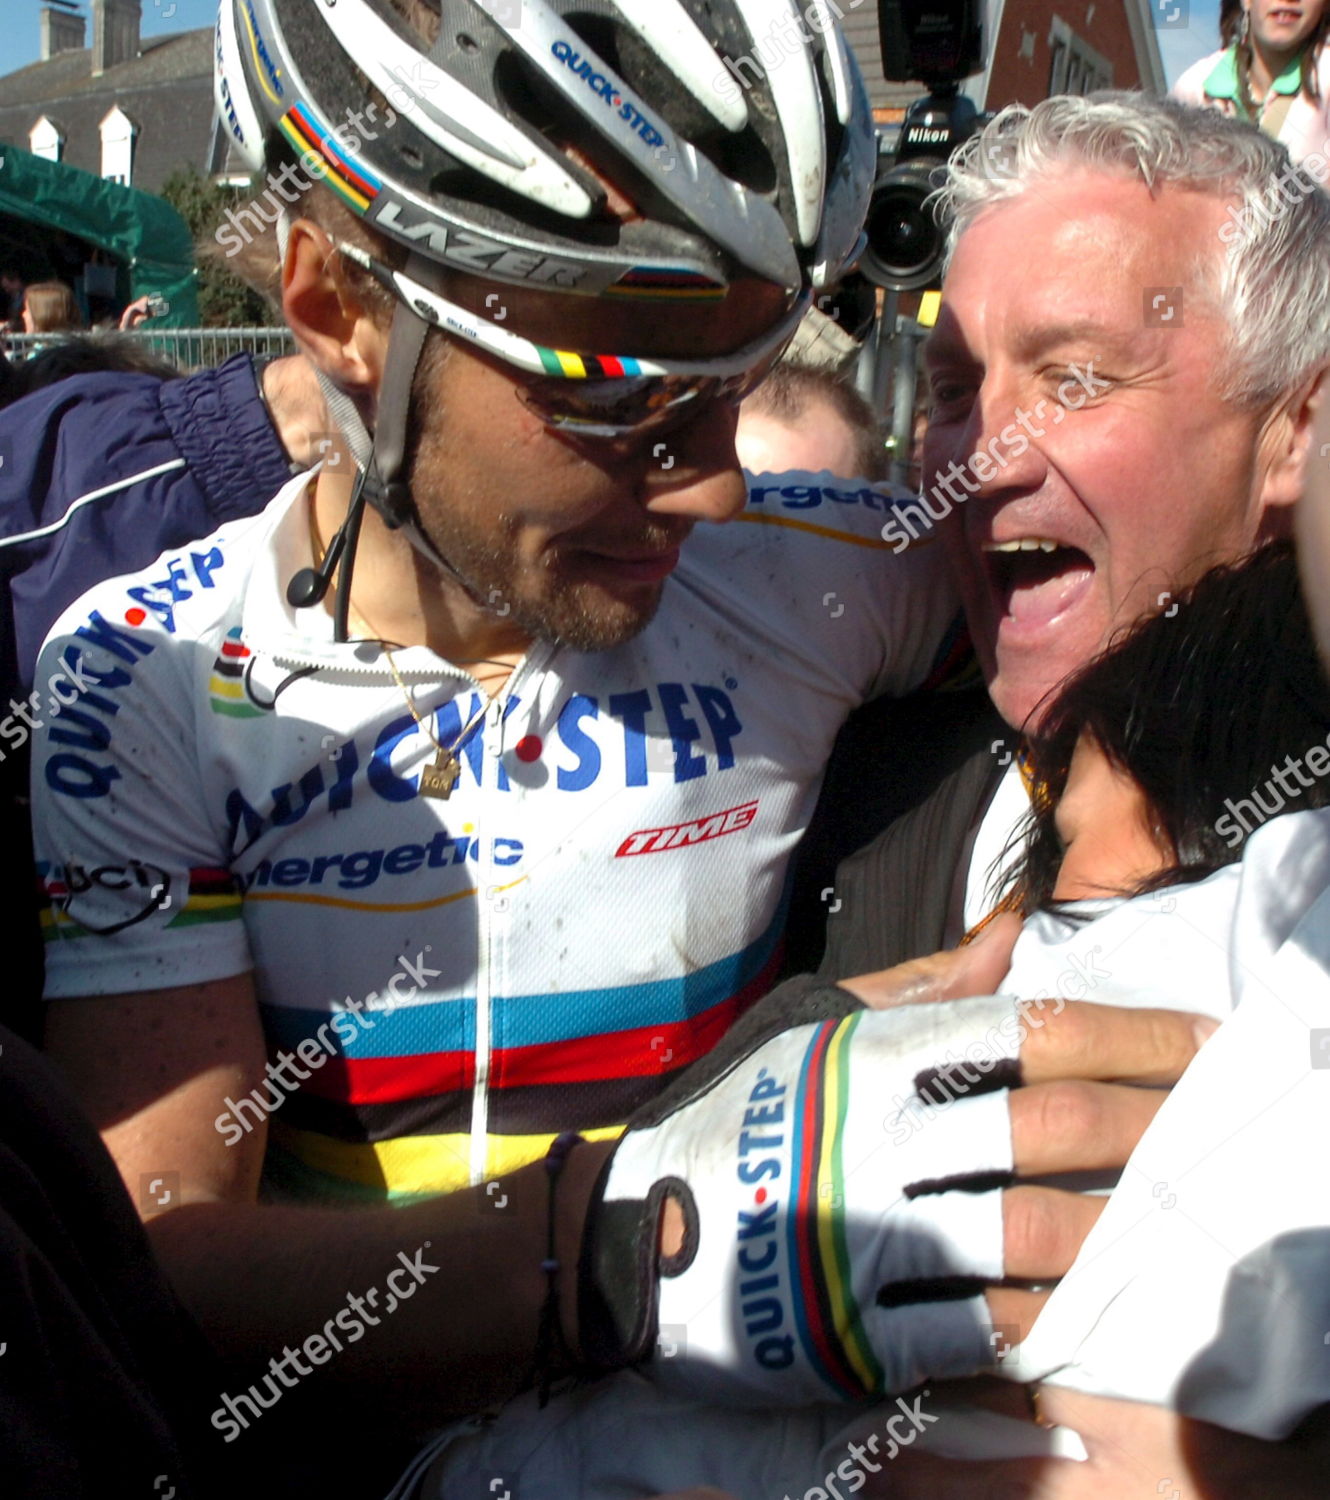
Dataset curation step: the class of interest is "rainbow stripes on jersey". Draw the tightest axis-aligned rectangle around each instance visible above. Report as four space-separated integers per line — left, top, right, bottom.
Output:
787 1012 885 1398
37 865 241 942
256 918 784 1203
209 626 263 717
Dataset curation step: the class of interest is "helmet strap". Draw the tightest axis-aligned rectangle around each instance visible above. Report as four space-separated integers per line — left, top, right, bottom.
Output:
277 206 495 638
327 251 495 638
359 285 429 533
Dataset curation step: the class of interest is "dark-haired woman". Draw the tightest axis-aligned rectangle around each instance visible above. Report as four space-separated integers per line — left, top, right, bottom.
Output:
907 539 1330 1473
988 538 1330 1005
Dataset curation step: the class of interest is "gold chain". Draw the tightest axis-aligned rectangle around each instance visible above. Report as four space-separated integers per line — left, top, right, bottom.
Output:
380 638 493 756
306 488 499 798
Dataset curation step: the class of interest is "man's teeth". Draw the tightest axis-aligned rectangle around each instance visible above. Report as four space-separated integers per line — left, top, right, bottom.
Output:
983 538 1061 554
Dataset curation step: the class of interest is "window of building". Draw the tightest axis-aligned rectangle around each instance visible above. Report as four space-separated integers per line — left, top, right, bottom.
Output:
1048 17 1113 96
99 105 138 186
29 116 65 163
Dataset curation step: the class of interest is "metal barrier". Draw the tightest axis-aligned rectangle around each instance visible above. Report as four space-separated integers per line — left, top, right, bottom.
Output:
4 326 297 370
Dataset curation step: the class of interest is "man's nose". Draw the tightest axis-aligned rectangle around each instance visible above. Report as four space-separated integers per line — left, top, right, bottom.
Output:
637 399 748 524
931 386 1048 506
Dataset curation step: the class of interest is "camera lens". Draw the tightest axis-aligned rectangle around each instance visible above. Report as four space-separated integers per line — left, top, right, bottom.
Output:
860 162 947 292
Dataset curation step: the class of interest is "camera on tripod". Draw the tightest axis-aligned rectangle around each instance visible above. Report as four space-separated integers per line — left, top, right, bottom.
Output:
861 0 987 291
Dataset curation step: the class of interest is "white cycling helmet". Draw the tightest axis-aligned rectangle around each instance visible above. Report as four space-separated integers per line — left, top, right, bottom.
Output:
215 0 875 632
215 0 874 296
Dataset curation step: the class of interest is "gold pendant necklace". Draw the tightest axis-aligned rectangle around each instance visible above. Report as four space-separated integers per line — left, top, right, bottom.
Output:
381 641 492 802
306 490 497 801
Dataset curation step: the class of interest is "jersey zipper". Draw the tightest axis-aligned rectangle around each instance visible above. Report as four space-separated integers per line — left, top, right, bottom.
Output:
467 644 553 1186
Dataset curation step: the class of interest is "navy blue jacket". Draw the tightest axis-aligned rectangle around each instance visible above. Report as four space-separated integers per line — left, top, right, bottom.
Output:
0 353 295 688
0 353 295 1038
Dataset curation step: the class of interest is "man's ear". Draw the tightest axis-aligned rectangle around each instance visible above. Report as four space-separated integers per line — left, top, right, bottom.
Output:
281 219 388 399
1257 366 1329 535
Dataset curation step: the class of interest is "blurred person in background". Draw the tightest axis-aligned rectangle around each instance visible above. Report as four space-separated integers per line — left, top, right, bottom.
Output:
736 360 887 479
5 331 180 399
21 280 84 339
1 267 26 331
0 348 326 699
118 294 168 332
1174 0 1330 164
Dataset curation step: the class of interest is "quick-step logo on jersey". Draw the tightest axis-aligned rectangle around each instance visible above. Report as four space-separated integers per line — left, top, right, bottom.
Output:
616 799 758 857
225 680 744 855
125 545 226 634
43 613 159 800
45 547 229 799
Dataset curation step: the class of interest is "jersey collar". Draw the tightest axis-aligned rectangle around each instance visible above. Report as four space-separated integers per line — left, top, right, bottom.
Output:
242 470 555 690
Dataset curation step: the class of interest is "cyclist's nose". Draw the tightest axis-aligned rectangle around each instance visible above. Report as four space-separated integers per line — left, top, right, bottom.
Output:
637 398 748 525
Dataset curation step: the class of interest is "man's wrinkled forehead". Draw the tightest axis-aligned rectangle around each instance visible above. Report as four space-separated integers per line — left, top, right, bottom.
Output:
927 175 1228 359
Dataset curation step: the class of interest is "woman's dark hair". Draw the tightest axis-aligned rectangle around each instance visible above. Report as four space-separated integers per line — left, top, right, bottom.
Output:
1005 541 1330 916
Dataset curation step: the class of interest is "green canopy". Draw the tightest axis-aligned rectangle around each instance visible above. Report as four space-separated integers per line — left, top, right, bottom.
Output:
0 141 198 325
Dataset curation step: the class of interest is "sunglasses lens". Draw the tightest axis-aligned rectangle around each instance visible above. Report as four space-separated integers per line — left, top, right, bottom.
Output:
518 330 796 440
521 375 711 438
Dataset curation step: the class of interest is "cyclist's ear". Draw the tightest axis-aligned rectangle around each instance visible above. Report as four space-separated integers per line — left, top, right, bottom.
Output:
282 218 388 399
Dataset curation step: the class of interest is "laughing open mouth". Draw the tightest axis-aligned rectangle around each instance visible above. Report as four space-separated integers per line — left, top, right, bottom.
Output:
983 537 1094 625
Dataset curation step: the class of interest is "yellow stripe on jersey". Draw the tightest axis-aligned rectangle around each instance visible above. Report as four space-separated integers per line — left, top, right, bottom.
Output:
268 1119 625 1200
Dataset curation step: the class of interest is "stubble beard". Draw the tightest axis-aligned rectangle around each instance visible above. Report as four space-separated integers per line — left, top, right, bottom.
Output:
422 508 669 652
407 459 670 654
404 350 676 652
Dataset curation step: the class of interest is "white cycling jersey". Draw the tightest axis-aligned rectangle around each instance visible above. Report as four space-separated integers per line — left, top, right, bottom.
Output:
32 469 955 1203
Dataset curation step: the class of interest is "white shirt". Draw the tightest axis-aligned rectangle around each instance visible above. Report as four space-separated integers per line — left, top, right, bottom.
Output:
1006 806 1330 1437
